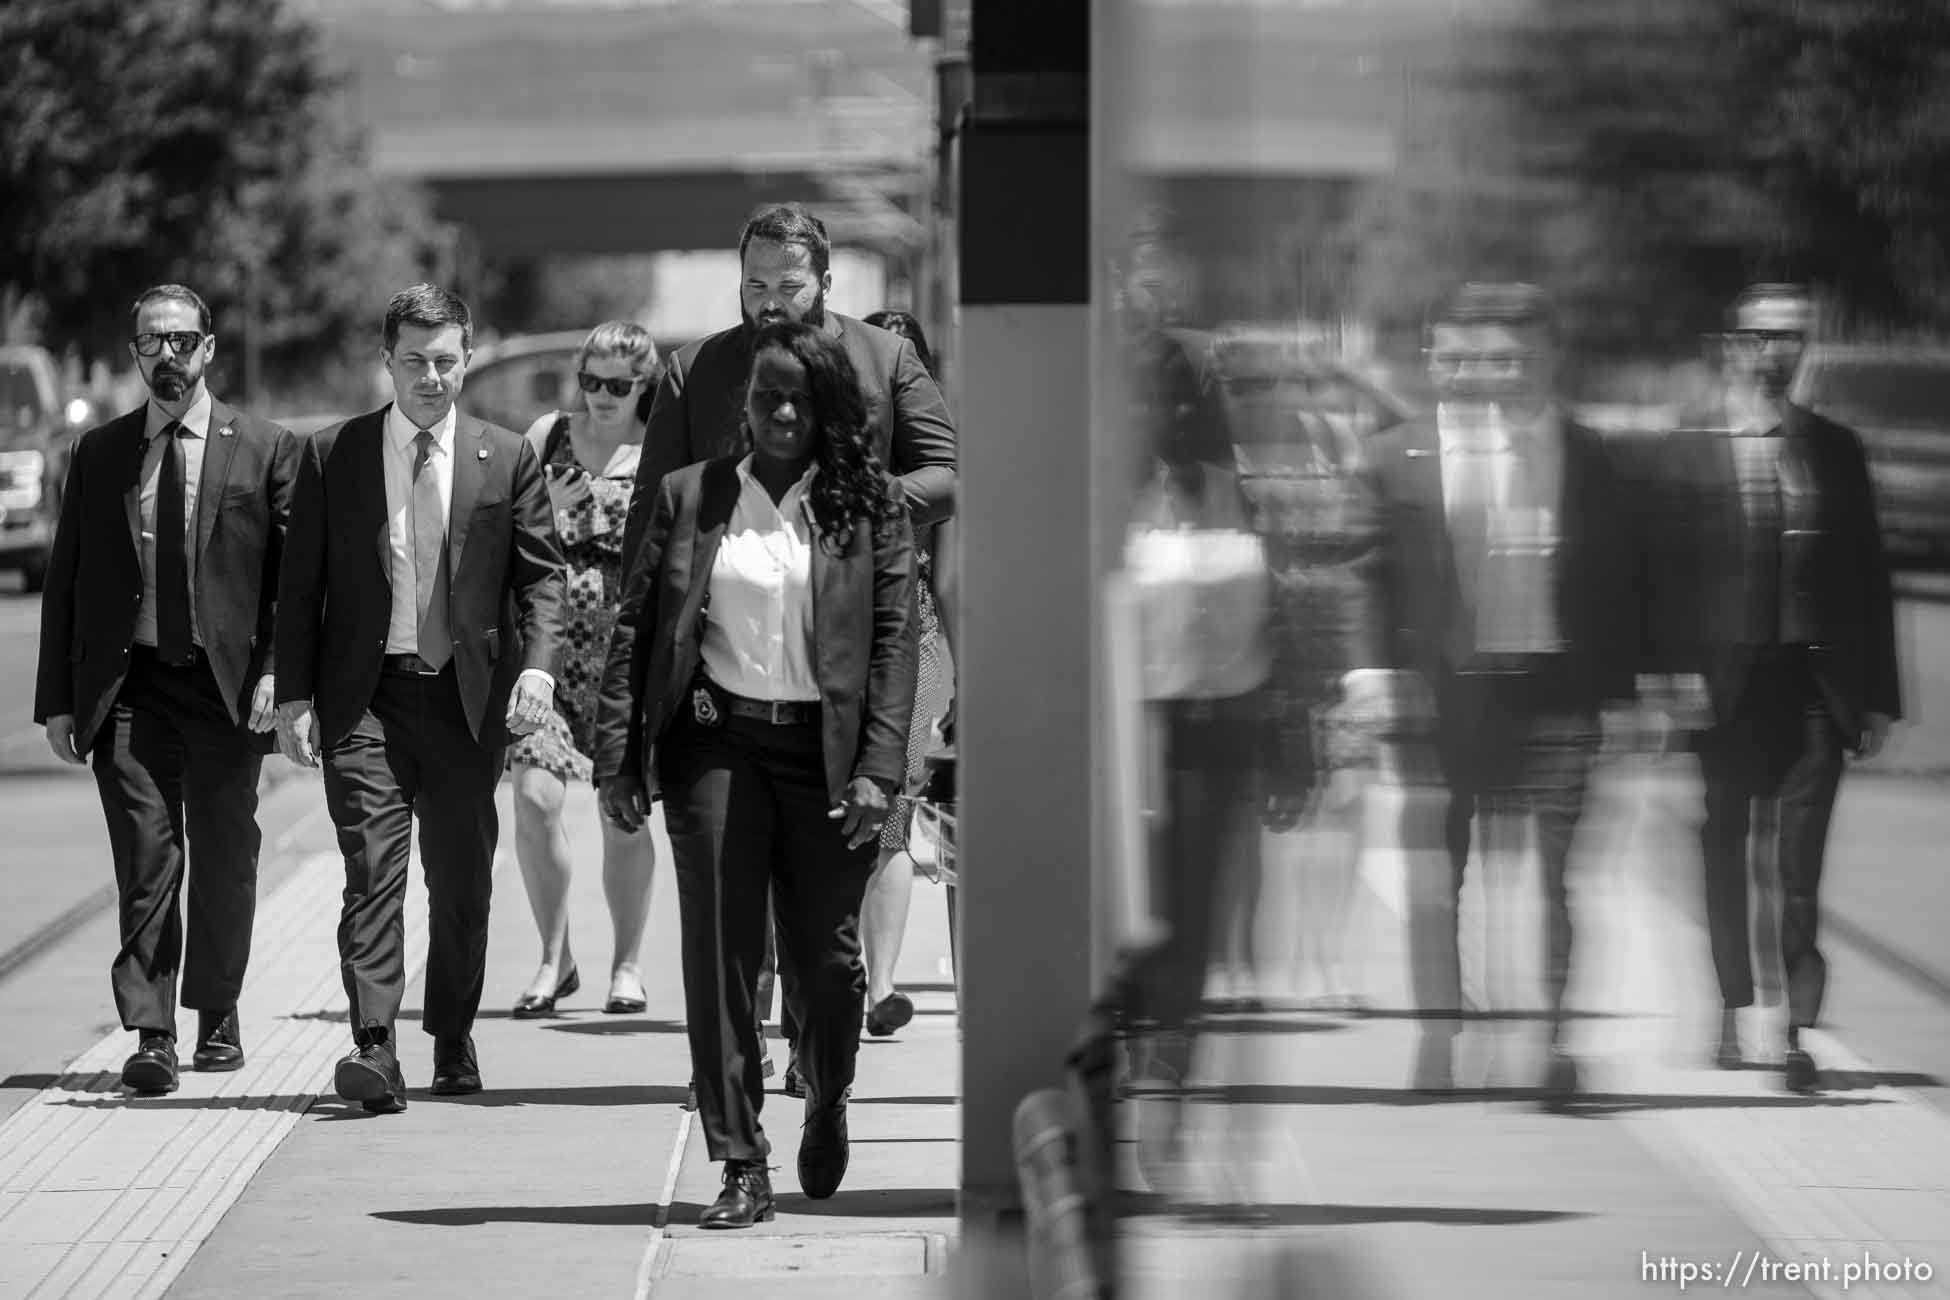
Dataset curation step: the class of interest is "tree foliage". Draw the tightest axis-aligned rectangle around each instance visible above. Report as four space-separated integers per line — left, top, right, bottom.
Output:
0 0 453 399
1342 0 1950 362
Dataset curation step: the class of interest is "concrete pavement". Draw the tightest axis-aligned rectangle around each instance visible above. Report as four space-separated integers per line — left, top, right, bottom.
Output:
0 760 1946 1297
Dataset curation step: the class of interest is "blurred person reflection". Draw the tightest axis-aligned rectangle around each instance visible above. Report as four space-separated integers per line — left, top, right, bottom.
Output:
505 322 662 1019
1648 284 1900 1092
1231 350 1394 1013
1365 283 1639 1105
1116 204 1312 1187
856 309 958 1031
600 202 958 1100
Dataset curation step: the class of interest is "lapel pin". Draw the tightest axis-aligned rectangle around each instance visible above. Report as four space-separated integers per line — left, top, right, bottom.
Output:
1406 447 1434 458
477 446 489 460
219 423 235 438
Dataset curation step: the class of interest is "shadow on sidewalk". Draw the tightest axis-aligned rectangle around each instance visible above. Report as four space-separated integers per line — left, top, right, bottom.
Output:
372 1202 658 1227
1193 1082 1896 1111
665 1189 957 1221
542 1018 688 1036
1132 1201 1586 1229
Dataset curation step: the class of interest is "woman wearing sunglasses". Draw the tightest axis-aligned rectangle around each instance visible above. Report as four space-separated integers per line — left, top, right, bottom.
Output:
507 321 663 1018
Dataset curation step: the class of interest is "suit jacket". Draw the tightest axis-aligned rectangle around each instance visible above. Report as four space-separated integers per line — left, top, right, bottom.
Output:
1365 411 1638 712
273 406 567 751
619 313 957 576
1633 401 1900 737
591 456 918 804
34 399 299 753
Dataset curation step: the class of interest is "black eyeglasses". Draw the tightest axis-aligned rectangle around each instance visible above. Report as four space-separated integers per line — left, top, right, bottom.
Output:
576 372 640 398
1725 329 1806 349
133 331 205 358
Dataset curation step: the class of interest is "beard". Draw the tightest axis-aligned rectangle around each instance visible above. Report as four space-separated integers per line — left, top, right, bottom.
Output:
149 365 193 402
742 290 827 333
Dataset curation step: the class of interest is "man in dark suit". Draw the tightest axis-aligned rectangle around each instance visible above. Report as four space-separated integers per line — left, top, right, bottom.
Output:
34 283 298 1095
1367 283 1639 1104
1643 284 1900 1093
605 201 958 1096
274 284 565 1114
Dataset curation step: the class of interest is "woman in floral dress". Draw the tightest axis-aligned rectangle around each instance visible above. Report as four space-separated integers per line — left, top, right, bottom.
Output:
508 322 661 1017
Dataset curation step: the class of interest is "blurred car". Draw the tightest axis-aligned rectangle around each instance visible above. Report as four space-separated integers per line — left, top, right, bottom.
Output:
464 330 685 437
1792 344 1950 569
0 343 92 592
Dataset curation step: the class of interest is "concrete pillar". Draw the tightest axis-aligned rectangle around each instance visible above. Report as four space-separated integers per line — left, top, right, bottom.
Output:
953 0 1091 1286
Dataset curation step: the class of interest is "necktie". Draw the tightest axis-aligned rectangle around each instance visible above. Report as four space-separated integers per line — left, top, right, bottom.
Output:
1446 443 1496 629
155 421 192 663
412 431 452 669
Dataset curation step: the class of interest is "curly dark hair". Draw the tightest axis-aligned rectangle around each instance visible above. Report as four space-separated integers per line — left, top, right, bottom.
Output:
746 320 900 547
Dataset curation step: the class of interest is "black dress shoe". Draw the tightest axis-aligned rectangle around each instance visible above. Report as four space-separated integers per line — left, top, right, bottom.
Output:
334 1041 407 1114
1714 1010 1743 1070
122 1034 179 1095
797 1097 851 1200
1540 1048 1580 1112
865 991 915 1038
193 1009 245 1072
430 1034 482 1095
512 966 580 1019
699 1160 775 1229
1785 1047 1820 1095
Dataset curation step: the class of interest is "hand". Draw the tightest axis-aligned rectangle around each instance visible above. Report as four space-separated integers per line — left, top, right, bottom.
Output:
830 776 893 850
275 700 320 768
248 674 279 733
544 464 594 515
506 672 554 736
1262 790 1306 833
1853 711 1893 761
44 715 85 767
599 774 649 834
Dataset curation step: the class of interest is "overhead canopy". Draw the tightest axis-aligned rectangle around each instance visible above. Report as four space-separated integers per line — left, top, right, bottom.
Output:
304 0 935 255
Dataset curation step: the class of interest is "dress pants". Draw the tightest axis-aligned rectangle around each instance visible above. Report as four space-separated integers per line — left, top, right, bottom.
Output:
1132 697 1266 1086
659 706 875 1164
321 667 501 1046
1697 652 1846 1029
1405 668 1596 1035
90 648 265 1033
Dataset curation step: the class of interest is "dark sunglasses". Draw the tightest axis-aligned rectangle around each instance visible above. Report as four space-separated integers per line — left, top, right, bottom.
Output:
133 331 205 358
576 371 640 398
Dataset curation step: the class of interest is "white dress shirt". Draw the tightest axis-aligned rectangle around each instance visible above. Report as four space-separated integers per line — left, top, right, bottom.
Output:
700 457 821 702
135 390 213 648
1438 402 1564 654
382 402 456 656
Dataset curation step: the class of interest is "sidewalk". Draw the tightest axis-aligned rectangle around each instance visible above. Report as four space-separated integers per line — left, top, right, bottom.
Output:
0 762 1946 1297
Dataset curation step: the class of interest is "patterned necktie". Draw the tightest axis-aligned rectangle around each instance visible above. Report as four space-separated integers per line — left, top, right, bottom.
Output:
155 421 192 663
412 431 452 669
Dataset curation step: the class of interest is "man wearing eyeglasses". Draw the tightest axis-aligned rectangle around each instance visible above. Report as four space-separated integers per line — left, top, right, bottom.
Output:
1366 283 1640 1107
1641 284 1900 1093
33 284 300 1096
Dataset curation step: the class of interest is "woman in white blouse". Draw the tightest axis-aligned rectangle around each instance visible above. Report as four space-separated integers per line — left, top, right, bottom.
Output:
595 320 918 1228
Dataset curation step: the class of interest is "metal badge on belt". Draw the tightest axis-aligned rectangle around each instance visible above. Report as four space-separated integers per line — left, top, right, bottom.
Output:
692 686 721 727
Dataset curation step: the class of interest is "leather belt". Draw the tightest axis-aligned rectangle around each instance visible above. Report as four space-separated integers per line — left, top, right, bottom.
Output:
716 688 818 726
381 653 448 677
132 642 207 669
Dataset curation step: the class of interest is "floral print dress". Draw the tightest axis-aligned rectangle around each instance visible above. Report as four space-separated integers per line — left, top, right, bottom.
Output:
507 414 639 784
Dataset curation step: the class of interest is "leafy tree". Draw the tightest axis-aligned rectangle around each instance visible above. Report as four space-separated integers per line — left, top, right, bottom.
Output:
1339 0 1950 366
0 0 452 401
